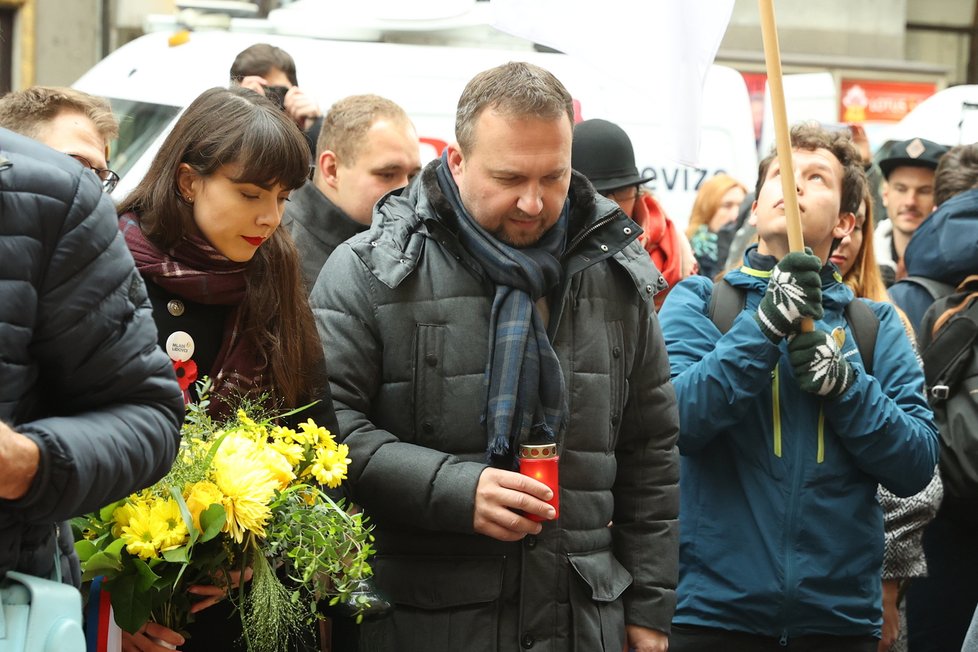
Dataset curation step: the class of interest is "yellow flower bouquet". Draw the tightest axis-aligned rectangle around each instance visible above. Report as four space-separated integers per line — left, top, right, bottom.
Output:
71 386 375 652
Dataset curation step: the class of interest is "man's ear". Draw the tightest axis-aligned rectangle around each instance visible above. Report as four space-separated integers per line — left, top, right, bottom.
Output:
446 143 464 178
834 210 856 239
318 150 339 189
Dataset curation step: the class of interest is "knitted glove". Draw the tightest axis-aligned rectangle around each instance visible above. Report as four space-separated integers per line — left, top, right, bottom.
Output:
755 249 824 342
788 329 855 398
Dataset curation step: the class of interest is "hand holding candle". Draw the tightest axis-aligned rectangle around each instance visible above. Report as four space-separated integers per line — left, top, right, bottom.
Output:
519 443 560 522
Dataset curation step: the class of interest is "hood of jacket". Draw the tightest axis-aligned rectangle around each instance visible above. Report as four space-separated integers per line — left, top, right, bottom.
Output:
730 244 855 311
904 187 978 285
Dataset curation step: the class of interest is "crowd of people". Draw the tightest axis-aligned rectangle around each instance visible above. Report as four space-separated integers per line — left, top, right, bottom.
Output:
1 40 976 652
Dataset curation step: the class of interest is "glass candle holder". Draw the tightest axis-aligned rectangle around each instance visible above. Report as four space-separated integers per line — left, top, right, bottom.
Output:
518 443 559 521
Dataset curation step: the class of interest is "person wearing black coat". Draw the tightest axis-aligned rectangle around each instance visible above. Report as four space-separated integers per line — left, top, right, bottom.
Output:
0 127 184 587
115 86 341 652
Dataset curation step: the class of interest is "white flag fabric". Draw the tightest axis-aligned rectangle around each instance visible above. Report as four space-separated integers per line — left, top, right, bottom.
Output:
491 0 734 166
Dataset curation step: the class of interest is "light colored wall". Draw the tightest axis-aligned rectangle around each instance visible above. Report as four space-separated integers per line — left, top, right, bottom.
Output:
721 0 908 60
906 0 973 83
33 0 101 85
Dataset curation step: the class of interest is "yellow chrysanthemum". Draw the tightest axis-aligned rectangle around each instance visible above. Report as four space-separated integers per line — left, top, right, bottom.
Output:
211 436 279 542
213 463 277 542
270 438 305 468
111 501 138 538
151 498 190 550
237 409 258 429
184 481 225 532
270 425 299 444
310 444 350 489
120 503 166 560
299 419 336 450
258 446 296 490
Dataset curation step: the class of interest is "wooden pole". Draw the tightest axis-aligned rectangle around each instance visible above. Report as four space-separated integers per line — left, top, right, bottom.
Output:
758 0 814 331
758 0 803 252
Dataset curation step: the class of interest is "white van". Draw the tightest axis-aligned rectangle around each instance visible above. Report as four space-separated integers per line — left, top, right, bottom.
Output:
880 84 978 147
74 27 757 227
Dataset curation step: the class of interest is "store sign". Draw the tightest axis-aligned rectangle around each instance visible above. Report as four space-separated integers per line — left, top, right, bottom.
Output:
840 79 937 123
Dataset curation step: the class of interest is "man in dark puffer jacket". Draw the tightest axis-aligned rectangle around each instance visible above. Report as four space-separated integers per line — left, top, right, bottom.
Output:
0 127 184 586
312 63 679 652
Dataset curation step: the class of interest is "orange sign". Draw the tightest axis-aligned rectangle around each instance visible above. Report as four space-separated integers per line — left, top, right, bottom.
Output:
840 79 937 123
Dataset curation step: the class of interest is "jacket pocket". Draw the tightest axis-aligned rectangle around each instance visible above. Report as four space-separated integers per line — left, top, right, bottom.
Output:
360 555 505 652
412 324 446 448
567 548 632 652
607 320 626 450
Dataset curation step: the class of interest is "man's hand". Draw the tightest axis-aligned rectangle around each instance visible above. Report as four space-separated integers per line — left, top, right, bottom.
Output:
788 328 855 399
625 625 669 652
121 622 185 652
188 567 253 613
756 249 824 342
879 579 900 652
473 467 554 541
237 74 270 96
283 86 321 131
0 421 39 499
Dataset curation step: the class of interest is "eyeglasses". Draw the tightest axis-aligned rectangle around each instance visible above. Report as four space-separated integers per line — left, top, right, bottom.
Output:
602 185 641 203
67 153 120 193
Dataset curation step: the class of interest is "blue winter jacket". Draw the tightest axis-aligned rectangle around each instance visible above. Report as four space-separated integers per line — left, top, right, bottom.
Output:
660 249 938 641
889 188 978 331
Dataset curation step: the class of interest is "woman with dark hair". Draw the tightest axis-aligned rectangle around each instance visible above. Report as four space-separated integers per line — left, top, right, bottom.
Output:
116 85 337 652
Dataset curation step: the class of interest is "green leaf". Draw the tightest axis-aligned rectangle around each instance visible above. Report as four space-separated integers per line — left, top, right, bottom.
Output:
169 486 199 547
83 550 123 574
198 504 226 542
105 537 126 557
75 539 98 562
162 546 190 563
131 558 161 593
98 500 124 523
108 574 153 634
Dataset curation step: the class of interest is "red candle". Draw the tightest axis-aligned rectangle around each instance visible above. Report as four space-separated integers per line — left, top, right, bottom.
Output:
519 443 559 521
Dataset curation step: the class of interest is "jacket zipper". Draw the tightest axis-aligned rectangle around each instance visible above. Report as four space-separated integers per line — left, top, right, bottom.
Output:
772 365 782 457
561 212 618 261
817 408 825 463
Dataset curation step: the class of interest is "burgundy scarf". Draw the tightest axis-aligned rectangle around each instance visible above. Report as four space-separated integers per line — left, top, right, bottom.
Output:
120 213 269 416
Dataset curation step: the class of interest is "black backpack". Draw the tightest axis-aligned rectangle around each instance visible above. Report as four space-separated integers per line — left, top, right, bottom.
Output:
918 278 978 501
708 277 879 374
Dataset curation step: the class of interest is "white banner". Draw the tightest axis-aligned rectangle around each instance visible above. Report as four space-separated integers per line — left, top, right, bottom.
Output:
491 0 735 166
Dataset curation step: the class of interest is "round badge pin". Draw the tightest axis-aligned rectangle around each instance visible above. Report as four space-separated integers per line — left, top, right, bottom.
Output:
165 330 195 362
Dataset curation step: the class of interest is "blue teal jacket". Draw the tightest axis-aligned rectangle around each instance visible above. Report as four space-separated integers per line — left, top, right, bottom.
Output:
659 250 938 640
889 187 978 331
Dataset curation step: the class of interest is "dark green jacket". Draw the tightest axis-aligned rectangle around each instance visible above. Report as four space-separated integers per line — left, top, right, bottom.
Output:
311 161 679 652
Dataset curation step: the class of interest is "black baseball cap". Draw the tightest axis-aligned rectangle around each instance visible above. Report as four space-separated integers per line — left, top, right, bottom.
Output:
878 137 947 179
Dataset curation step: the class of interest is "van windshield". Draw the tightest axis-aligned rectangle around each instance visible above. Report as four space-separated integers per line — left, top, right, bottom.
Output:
107 98 181 180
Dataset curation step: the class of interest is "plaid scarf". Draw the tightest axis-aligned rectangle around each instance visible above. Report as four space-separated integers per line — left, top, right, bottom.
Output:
435 158 569 469
119 214 267 416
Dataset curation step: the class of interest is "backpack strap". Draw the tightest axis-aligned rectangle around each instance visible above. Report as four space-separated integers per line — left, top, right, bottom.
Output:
902 276 956 302
844 299 878 377
708 277 879 374
707 276 745 335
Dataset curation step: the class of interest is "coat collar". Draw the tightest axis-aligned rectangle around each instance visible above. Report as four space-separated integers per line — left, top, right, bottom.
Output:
725 243 854 311
352 158 663 299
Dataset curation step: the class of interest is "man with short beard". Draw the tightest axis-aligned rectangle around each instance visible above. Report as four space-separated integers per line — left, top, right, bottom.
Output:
874 137 946 285
311 61 679 652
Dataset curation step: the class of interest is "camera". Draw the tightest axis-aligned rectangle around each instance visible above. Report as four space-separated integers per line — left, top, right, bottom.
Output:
261 84 289 111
